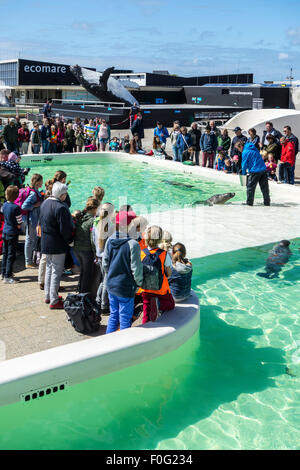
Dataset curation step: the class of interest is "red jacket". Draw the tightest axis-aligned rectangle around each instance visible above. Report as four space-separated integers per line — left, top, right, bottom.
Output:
281 141 295 166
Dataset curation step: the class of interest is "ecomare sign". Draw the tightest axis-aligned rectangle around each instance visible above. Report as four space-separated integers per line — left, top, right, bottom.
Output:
18 59 96 86
24 64 67 74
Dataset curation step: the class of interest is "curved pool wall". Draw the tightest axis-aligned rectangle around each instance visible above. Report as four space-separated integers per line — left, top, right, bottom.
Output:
1 151 300 407
0 294 199 407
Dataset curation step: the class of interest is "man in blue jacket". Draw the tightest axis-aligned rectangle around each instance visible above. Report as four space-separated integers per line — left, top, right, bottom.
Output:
154 122 169 148
200 125 218 168
235 140 270 207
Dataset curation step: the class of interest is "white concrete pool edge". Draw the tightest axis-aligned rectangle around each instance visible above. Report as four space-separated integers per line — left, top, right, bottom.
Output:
1 150 299 407
0 293 199 406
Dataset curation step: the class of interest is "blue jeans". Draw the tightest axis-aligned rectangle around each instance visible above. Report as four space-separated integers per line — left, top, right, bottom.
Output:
25 222 37 265
32 144 40 154
106 293 134 334
42 140 50 154
289 165 295 185
172 146 180 161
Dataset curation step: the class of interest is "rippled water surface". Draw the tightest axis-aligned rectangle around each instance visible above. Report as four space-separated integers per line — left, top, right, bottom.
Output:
0 240 300 450
22 154 248 211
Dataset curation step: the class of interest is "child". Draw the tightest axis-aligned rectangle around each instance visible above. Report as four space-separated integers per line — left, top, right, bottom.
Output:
140 225 175 324
128 215 149 250
153 136 167 160
93 202 115 313
159 230 173 253
224 158 232 174
216 147 226 171
265 153 278 181
75 127 85 152
49 125 58 153
103 210 143 333
168 243 193 302
232 154 241 174
92 186 105 204
109 137 120 152
0 152 28 184
85 138 97 152
1 186 22 284
121 134 131 153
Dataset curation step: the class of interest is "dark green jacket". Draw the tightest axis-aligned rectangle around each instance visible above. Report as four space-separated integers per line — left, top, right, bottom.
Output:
74 212 95 252
3 124 18 144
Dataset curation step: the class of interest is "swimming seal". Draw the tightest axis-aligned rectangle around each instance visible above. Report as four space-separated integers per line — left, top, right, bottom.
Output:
162 180 194 189
192 192 236 206
257 240 292 279
70 65 139 107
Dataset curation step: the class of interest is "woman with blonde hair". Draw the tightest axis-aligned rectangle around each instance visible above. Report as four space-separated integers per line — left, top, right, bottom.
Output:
159 230 173 252
92 202 115 313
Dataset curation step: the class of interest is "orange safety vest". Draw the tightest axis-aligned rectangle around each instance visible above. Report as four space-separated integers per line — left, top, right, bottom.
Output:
138 237 147 251
139 247 170 296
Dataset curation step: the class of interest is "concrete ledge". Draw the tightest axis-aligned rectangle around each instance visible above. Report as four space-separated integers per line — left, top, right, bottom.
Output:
0 292 199 406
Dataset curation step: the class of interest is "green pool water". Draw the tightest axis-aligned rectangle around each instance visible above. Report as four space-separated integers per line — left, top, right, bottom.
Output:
0 240 300 450
22 154 248 211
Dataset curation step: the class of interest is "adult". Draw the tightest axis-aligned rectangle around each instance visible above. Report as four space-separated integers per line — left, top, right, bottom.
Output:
73 117 83 133
130 112 144 148
129 102 140 128
200 125 218 168
73 198 100 297
247 128 260 150
18 122 30 155
189 122 202 165
84 119 96 144
217 128 231 155
278 136 295 184
283 125 299 185
65 123 76 153
170 123 181 161
98 119 111 151
57 121 65 153
3 118 18 152
154 122 169 148
39 182 74 309
230 127 248 159
176 127 192 163
261 121 282 148
235 140 270 207
209 120 221 138
40 118 51 154
265 134 281 163
30 122 41 154
43 99 53 119
21 173 44 268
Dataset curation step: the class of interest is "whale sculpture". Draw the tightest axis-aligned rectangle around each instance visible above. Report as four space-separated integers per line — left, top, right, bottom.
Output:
70 65 139 106
192 192 236 206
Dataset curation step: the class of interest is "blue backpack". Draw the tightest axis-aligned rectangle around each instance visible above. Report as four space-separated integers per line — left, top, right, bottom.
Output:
141 248 164 291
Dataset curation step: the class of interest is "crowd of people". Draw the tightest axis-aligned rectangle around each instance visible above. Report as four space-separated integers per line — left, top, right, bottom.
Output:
0 167 193 333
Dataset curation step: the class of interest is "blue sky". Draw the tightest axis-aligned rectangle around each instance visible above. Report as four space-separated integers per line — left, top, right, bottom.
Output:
1 0 300 82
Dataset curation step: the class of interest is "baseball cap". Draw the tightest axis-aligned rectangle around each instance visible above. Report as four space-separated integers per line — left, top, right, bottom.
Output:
116 211 136 226
234 126 241 132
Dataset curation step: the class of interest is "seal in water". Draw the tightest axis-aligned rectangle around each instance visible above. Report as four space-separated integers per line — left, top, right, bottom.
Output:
70 65 139 107
192 192 236 206
162 180 194 189
257 240 292 279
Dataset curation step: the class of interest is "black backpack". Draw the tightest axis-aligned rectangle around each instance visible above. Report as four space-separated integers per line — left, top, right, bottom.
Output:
64 293 101 334
142 248 164 291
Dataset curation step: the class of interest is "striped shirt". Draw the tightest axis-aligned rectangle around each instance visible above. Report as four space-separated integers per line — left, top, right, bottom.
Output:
2 202 22 237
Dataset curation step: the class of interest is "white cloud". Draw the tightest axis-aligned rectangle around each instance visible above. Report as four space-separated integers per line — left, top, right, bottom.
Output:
278 53 289 60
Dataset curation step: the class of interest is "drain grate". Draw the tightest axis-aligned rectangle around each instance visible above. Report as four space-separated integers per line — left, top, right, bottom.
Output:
20 381 69 403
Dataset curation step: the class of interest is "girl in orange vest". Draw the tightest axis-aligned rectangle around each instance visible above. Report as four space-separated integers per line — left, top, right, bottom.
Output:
140 225 175 324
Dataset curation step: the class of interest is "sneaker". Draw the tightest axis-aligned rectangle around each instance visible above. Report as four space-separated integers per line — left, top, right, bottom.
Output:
25 264 37 269
4 277 19 284
49 299 64 310
45 296 63 305
63 269 73 276
1 274 5 281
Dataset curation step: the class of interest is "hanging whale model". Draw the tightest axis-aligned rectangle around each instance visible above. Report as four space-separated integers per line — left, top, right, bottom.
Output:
70 65 139 107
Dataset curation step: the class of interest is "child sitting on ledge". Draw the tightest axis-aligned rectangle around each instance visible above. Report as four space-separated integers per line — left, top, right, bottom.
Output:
85 139 97 152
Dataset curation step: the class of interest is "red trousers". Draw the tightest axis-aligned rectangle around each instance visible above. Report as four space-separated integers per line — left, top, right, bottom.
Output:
202 151 215 168
142 292 175 324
